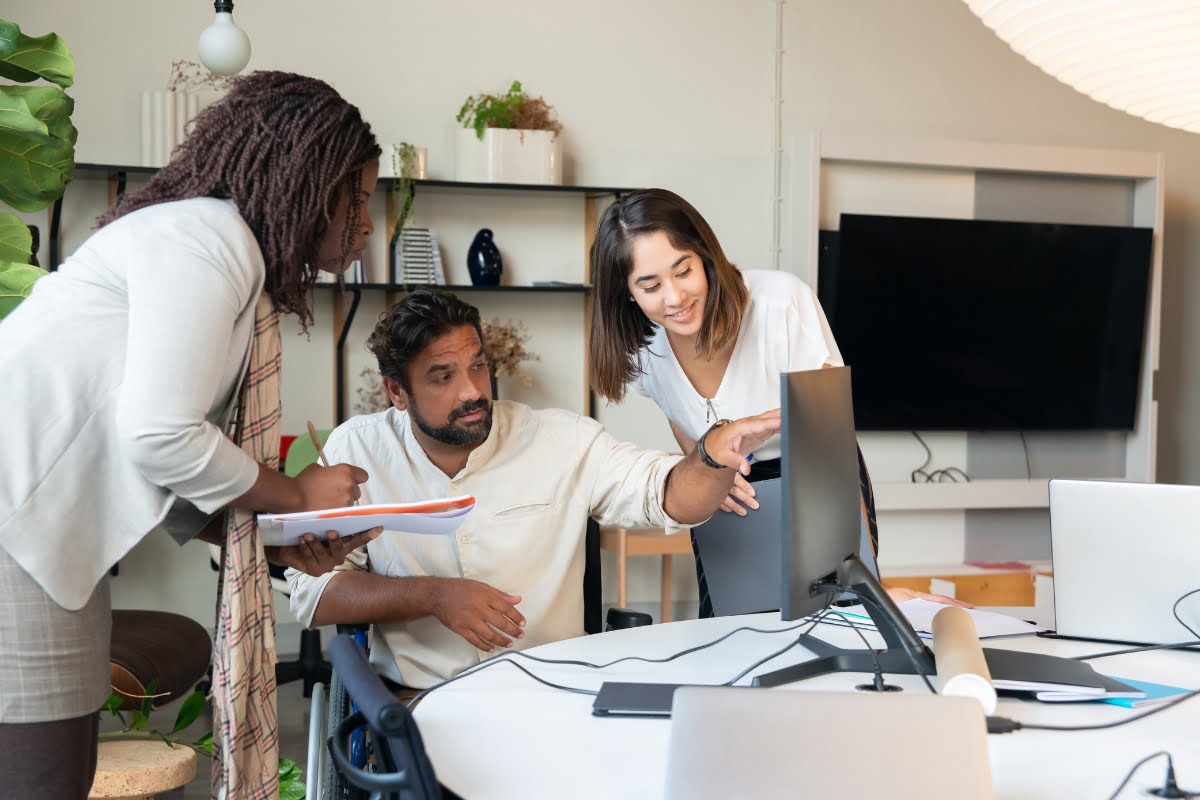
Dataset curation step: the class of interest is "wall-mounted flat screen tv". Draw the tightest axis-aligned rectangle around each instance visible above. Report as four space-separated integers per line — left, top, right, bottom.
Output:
817 213 1153 431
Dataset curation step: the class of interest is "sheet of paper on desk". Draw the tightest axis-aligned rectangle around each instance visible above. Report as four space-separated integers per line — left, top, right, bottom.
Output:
833 599 1048 639
256 495 476 547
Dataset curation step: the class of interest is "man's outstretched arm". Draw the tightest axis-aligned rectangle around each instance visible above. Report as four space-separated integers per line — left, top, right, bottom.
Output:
662 409 781 524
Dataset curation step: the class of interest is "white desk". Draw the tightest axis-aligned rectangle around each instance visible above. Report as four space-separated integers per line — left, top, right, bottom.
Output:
413 613 1199 799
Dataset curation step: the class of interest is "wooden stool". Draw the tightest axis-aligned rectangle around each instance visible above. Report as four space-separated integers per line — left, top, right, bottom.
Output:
89 739 198 800
599 527 693 622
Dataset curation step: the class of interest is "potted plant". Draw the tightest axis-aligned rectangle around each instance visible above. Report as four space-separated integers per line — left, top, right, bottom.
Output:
0 18 76 321
454 80 563 185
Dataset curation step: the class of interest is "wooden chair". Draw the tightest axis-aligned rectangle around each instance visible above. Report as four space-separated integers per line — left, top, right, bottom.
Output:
599 526 693 623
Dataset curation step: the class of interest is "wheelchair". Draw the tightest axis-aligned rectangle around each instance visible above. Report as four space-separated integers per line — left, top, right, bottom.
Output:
307 625 454 800
305 519 652 799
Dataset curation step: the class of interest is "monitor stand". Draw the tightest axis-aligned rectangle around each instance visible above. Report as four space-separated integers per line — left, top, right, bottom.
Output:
752 555 935 688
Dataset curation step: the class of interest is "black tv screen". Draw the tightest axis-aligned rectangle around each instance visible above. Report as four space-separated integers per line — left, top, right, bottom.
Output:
818 213 1153 431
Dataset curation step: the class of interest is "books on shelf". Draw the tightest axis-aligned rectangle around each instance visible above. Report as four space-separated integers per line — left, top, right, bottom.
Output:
393 227 445 285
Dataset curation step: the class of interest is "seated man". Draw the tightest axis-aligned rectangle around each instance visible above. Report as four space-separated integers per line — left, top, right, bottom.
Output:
288 289 779 689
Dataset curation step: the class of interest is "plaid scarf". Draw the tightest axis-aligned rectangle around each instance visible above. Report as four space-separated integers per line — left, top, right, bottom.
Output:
212 293 282 799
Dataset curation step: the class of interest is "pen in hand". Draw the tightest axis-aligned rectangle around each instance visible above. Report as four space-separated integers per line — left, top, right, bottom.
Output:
306 420 361 508
307 420 330 467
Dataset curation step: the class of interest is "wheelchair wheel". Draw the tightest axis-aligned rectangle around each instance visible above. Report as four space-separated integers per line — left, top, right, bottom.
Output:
324 668 349 800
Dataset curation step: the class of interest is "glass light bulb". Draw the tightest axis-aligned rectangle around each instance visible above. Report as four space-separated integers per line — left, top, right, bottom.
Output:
197 12 251 76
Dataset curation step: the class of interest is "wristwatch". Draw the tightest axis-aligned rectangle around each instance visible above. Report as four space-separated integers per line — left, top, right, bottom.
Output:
696 418 733 470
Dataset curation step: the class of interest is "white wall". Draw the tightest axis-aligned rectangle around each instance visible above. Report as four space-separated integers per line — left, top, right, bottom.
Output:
15 0 1200 619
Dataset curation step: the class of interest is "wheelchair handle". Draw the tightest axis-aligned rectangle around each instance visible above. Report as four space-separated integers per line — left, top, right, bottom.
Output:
327 634 412 737
328 712 416 794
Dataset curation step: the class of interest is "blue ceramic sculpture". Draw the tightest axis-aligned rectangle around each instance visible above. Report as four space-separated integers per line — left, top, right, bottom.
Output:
467 228 503 286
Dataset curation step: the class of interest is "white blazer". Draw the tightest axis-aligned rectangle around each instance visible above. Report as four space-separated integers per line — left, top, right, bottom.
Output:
0 198 265 609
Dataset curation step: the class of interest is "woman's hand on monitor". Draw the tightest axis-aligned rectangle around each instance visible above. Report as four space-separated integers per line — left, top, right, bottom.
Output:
884 586 973 608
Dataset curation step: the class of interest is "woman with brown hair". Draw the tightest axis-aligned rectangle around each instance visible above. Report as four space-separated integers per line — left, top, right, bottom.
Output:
589 188 963 618
0 71 382 798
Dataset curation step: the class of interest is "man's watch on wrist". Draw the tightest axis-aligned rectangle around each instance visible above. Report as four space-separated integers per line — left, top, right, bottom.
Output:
696 418 733 470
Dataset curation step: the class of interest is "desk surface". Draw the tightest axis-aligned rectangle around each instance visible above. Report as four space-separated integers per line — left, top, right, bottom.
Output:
413 612 1199 799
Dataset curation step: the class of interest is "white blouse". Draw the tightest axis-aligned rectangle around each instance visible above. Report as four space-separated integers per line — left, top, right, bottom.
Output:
0 198 264 609
630 269 843 461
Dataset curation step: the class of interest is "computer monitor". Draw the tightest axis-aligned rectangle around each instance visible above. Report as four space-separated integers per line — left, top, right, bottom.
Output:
754 366 936 688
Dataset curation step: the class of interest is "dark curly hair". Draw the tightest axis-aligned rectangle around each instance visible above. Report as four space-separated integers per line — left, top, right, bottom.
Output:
99 70 381 329
367 289 484 392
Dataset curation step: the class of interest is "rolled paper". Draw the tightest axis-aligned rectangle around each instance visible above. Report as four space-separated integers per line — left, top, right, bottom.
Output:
932 606 998 715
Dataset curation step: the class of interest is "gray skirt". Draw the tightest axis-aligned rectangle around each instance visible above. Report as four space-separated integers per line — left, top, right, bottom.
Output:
0 546 112 722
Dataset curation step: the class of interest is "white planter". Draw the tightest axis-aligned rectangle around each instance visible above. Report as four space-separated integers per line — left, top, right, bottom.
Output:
139 89 223 167
455 128 562 185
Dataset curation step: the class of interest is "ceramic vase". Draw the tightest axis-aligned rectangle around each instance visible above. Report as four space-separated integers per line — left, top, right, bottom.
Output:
467 228 503 286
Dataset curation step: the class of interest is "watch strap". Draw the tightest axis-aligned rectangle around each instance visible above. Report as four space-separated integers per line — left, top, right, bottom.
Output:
696 418 733 469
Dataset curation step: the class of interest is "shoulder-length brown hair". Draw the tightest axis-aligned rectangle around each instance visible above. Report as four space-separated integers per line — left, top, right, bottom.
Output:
98 71 380 331
589 188 748 402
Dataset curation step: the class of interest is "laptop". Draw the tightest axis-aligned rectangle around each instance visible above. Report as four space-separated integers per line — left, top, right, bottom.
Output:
1049 479 1200 646
664 687 994 800
691 477 879 616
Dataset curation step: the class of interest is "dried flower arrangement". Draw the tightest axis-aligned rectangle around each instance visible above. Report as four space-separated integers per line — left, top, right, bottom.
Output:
456 80 562 141
352 365 391 416
165 59 233 93
481 318 539 387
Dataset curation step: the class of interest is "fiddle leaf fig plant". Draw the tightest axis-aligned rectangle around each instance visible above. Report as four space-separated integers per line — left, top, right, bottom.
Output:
0 18 77 320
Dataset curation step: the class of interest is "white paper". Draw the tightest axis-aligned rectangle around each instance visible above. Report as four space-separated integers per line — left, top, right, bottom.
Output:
832 598 1047 639
257 497 475 547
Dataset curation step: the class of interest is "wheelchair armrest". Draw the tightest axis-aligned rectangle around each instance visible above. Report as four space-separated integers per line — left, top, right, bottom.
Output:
605 607 653 630
327 635 410 737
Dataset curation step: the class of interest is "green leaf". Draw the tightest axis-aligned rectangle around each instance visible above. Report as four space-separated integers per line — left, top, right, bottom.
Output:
0 259 46 319
279 757 306 800
102 693 123 715
192 731 214 755
0 83 76 212
171 690 207 734
139 678 159 721
131 709 150 731
0 20 74 87
0 212 31 263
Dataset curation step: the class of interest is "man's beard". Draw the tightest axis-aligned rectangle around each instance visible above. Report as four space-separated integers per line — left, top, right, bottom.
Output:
410 397 493 446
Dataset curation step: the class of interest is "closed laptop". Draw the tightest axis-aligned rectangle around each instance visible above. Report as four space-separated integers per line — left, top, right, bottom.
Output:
1049 479 1200 645
664 687 994 800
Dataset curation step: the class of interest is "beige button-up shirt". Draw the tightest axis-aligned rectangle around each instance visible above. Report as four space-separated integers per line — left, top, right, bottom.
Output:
287 402 685 688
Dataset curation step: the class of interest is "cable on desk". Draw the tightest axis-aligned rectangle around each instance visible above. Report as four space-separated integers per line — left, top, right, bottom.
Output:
720 607 834 686
1071 588 1200 661
405 609 838 707
404 654 600 709
986 688 1200 734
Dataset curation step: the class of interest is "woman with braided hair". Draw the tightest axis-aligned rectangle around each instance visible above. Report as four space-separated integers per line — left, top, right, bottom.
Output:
0 71 382 798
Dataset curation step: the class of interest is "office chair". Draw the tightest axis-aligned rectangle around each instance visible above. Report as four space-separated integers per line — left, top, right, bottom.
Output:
109 610 212 711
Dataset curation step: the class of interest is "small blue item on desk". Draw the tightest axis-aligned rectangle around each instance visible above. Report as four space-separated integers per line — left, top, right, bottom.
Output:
1100 676 1192 708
